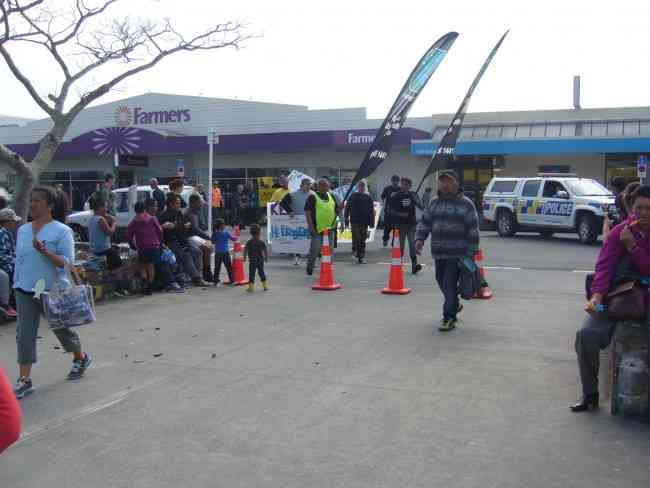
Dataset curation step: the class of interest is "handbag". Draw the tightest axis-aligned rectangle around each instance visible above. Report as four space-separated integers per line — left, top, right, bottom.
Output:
42 263 96 330
605 280 647 322
458 257 481 300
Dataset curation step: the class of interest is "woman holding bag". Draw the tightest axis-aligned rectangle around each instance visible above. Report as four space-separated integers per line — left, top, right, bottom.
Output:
13 187 92 400
572 184 650 412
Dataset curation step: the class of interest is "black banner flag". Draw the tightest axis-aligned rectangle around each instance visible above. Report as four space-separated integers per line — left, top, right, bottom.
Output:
415 30 509 193
343 32 459 202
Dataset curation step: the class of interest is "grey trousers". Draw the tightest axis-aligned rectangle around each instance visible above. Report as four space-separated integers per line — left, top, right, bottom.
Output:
307 234 323 272
397 224 417 262
575 313 615 396
0 269 10 305
16 290 82 365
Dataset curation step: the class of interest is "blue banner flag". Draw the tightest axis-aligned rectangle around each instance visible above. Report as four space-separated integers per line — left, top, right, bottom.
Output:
343 32 459 201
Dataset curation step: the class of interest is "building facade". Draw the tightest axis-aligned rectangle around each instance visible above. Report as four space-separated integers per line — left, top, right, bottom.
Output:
2 93 650 211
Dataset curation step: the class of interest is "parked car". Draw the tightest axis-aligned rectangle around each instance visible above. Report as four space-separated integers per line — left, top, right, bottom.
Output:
67 185 194 242
482 175 615 244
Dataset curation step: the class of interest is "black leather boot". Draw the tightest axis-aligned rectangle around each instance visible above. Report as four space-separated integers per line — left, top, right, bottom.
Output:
570 393 599 412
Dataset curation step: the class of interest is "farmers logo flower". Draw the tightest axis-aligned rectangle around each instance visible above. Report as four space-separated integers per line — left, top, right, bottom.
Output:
92 127 141 155
114 106 132 127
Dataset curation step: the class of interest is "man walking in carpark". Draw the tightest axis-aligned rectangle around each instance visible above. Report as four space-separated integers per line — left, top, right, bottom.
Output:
280 178 314 265
304 178 343 276
380 175 401 247
388 177 423 275
344 179 375 264
415 170 480 332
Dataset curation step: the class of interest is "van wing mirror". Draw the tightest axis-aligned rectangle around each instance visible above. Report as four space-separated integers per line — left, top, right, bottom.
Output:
555 190 569 199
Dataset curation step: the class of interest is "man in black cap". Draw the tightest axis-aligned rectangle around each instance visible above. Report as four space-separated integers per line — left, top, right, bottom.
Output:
380 175 401 246
415 170 480 332
388 177 423 274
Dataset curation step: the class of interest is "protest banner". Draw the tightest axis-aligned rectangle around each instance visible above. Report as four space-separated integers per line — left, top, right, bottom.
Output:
266 202 310 254
267 200 381 251
257 177 274 206
287 170 315 192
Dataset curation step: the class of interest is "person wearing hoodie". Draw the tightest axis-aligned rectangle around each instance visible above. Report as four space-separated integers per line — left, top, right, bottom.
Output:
127 202 183 294
415 170 480 332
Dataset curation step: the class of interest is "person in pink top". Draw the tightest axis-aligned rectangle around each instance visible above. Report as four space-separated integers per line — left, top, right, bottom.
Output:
572 184 650 412
0 367 21 454
127 201 183 294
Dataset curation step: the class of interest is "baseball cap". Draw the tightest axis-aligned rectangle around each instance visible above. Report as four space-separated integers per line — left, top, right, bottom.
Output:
438 169 459 181
0 208 21 222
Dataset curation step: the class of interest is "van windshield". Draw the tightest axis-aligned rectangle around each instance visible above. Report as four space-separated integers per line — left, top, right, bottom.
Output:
565 180 612 197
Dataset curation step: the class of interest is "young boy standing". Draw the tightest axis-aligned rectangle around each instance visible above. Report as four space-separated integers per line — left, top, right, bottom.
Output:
243 224 268 292
211 219 236 285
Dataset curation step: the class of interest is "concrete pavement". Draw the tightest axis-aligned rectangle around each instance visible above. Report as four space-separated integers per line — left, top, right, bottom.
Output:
0 233 649 487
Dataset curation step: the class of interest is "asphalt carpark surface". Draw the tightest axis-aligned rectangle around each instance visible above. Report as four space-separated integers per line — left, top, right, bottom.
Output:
1 231 649 487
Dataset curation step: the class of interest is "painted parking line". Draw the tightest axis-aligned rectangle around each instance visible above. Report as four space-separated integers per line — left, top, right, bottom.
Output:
484 266 522 271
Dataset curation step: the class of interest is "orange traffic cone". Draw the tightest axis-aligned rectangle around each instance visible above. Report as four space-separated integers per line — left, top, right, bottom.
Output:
473 248 493 299
230 225 248 286
312 229 341 291
381 229 411 295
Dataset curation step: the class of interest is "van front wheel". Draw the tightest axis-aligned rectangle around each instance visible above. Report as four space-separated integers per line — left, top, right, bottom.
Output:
577 214 598 245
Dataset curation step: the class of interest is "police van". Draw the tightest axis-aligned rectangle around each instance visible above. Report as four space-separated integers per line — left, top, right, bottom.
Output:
482 174 615 244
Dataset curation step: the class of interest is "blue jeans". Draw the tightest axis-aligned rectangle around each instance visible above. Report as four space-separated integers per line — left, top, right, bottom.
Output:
434 259 460 320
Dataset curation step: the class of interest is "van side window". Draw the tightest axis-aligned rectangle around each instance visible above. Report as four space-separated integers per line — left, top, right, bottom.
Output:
542 181 567 198
490 180 517 193
521 180 541 197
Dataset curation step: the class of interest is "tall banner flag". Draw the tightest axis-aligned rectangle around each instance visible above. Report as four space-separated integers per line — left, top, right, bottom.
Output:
343 32 459 202
415 30 509 193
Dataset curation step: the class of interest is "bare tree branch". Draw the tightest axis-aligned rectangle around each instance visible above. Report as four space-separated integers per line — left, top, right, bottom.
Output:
0 0 252 218
0 44 55 115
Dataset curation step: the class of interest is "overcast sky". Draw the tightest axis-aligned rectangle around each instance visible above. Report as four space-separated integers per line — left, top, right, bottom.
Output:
2 0 649 120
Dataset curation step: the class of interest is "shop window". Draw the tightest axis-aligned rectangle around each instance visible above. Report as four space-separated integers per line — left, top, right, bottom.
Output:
501 126 516 138
486 125 502 139
515 125 531 138
546 124 561 137
560 123 575 137
623 121 639 136
459 127 473 140
591 123 607 136
640 121 650 135
530 125 546 138
607 121 623 136
472 126 488 138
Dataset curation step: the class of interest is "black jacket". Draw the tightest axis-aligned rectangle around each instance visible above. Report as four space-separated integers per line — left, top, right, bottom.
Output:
388 191 421 226
345 192 374 227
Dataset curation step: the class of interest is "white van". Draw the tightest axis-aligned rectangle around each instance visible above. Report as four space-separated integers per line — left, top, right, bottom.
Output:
67 185 195 242
482 175 614 244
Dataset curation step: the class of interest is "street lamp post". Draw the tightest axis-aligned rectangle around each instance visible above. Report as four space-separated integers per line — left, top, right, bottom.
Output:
207 129 218 237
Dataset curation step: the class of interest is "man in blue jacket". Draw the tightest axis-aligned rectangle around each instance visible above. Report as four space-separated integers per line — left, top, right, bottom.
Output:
415 170 480 332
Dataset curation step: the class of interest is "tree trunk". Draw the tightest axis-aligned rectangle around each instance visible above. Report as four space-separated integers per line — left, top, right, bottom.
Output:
12 166 35 221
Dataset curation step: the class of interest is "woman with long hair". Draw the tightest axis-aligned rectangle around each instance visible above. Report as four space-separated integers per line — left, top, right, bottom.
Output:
13 187 92 399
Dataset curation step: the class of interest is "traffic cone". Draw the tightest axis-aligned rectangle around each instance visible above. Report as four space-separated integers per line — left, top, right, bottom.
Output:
312 229 341 291
473 248 493 299
381 229 411 295
230 225 248 286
